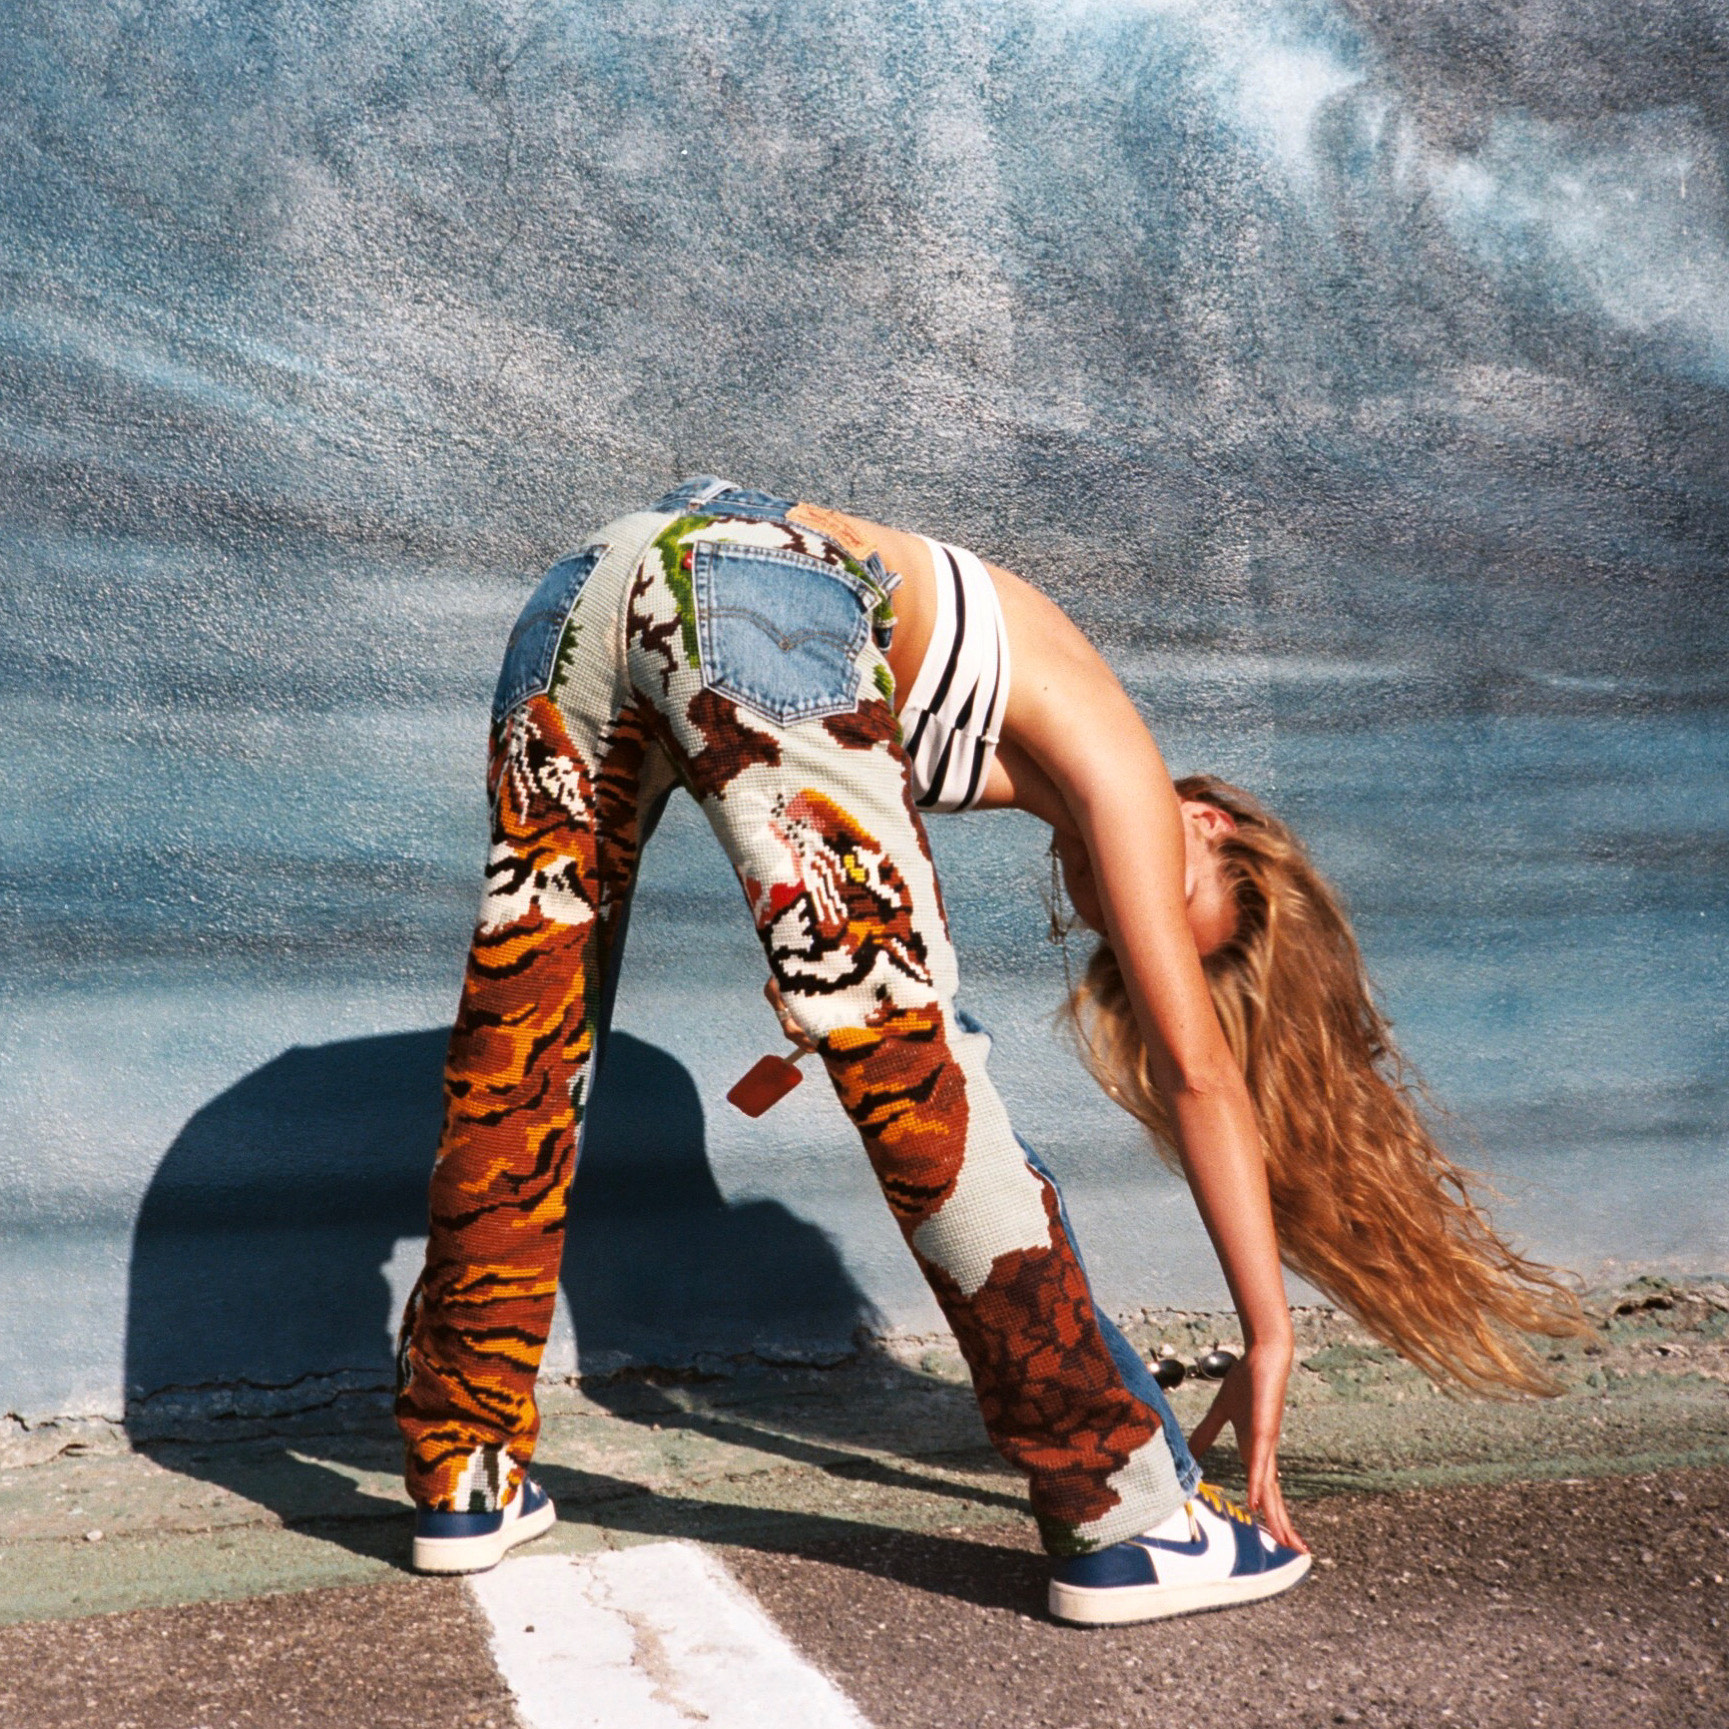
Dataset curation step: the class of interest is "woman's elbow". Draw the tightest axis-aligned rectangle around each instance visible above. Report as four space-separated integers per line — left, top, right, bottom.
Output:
1153 1048 1246 1107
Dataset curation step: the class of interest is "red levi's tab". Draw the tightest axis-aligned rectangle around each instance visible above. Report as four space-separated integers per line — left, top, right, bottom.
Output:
727 1052 807 1117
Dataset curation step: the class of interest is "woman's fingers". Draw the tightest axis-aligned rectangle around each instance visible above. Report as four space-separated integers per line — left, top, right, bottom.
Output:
1240 1359 1307 1552
1239 1424 1308 1554
762 978 816 1050
1249 1479 1301 1552
1186 1356 1308 1553
1186 1381 1233 1458
1191 1354 1254 1457
1252 1474 1307 1554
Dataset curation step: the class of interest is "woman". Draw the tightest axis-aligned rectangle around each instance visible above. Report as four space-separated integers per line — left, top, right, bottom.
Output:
395 477 1584 1626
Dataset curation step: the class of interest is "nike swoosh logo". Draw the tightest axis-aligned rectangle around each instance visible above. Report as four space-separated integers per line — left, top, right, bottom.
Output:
1136 1531 1210 1558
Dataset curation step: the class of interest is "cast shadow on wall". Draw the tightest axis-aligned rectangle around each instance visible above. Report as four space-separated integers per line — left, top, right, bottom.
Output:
121 1026 894 1559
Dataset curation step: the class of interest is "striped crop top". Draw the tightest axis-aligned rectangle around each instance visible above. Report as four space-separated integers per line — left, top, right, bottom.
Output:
900 537 1012 814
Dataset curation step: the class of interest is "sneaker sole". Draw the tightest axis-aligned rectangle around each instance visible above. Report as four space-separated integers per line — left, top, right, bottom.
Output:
412 1494 559 1576
1048 1551 1312 1627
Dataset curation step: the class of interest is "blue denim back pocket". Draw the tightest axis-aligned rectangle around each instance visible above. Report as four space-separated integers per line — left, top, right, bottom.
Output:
491 544 607 722
693 541 872 725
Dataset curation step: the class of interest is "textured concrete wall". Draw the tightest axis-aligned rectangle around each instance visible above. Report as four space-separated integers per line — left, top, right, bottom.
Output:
2 0 1725 1426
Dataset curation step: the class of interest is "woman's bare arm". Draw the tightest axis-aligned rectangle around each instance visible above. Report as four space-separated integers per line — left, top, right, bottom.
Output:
987 567 1305 1550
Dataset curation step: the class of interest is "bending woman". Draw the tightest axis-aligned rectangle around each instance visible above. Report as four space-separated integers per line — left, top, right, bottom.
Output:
395 476 1583 1625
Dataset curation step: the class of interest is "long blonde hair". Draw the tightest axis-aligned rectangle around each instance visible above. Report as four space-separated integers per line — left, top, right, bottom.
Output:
1067 774 1587 1396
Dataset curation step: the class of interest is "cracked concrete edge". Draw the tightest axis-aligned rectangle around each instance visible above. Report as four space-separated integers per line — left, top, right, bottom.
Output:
5 1275 1725 1469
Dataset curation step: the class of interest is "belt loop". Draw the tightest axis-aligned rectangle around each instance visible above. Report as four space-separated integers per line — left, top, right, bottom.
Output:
864 551 901 651
687 476 735 507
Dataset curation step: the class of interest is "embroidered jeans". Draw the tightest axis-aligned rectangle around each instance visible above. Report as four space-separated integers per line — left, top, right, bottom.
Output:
395 489 1199 1553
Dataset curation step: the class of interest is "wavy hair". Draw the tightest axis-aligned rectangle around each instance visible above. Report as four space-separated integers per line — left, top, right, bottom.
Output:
1066 774 1587 1396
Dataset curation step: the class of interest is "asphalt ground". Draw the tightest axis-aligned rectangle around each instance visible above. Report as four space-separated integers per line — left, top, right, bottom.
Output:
729 1467 1729 1729
0 1576 518 1729
4 1469 1724 1728
3 1281 1725 1726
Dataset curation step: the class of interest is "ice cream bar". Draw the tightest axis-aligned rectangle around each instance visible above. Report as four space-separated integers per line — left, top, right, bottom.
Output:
726 1052 807 1117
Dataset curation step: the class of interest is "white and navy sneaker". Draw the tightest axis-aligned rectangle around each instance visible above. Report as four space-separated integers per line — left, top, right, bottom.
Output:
1048 1482 1311 1626
411 1477 557 1575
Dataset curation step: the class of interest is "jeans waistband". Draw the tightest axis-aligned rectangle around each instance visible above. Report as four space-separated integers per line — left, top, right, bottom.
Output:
649 476 900 648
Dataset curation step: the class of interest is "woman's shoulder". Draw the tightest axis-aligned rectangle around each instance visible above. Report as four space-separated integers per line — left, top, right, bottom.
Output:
982 559 1115 696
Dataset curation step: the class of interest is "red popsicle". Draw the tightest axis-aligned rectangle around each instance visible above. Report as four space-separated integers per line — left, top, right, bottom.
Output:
726 1051 808 1117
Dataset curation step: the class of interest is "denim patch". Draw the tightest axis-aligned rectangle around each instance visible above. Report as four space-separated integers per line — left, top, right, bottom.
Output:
491 545 607 723
1013 1128 1203 1496
692 540 872 725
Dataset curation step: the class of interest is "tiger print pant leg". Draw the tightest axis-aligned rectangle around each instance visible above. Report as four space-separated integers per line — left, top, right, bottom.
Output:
394 679 665 1512
624 510 1190 1556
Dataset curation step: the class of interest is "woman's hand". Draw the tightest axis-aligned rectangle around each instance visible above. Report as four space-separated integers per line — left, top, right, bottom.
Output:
1186 1339 1307 1553
763 979 817 1052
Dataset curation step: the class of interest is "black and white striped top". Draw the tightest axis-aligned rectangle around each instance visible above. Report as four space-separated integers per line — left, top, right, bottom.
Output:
901 536 1012 813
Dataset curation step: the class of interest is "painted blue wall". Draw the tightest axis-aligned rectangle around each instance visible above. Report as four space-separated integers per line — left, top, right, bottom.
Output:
2 0 1724 1425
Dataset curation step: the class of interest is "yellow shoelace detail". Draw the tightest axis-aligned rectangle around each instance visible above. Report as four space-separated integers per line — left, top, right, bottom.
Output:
1195 1481 1257 1528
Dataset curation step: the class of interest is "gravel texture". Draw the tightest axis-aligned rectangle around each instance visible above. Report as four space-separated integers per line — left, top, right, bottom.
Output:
0 1576 521 1729
728 1466 1729 1729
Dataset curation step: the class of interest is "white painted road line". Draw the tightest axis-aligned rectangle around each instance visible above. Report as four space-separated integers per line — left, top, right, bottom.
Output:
467 1542 873 1729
